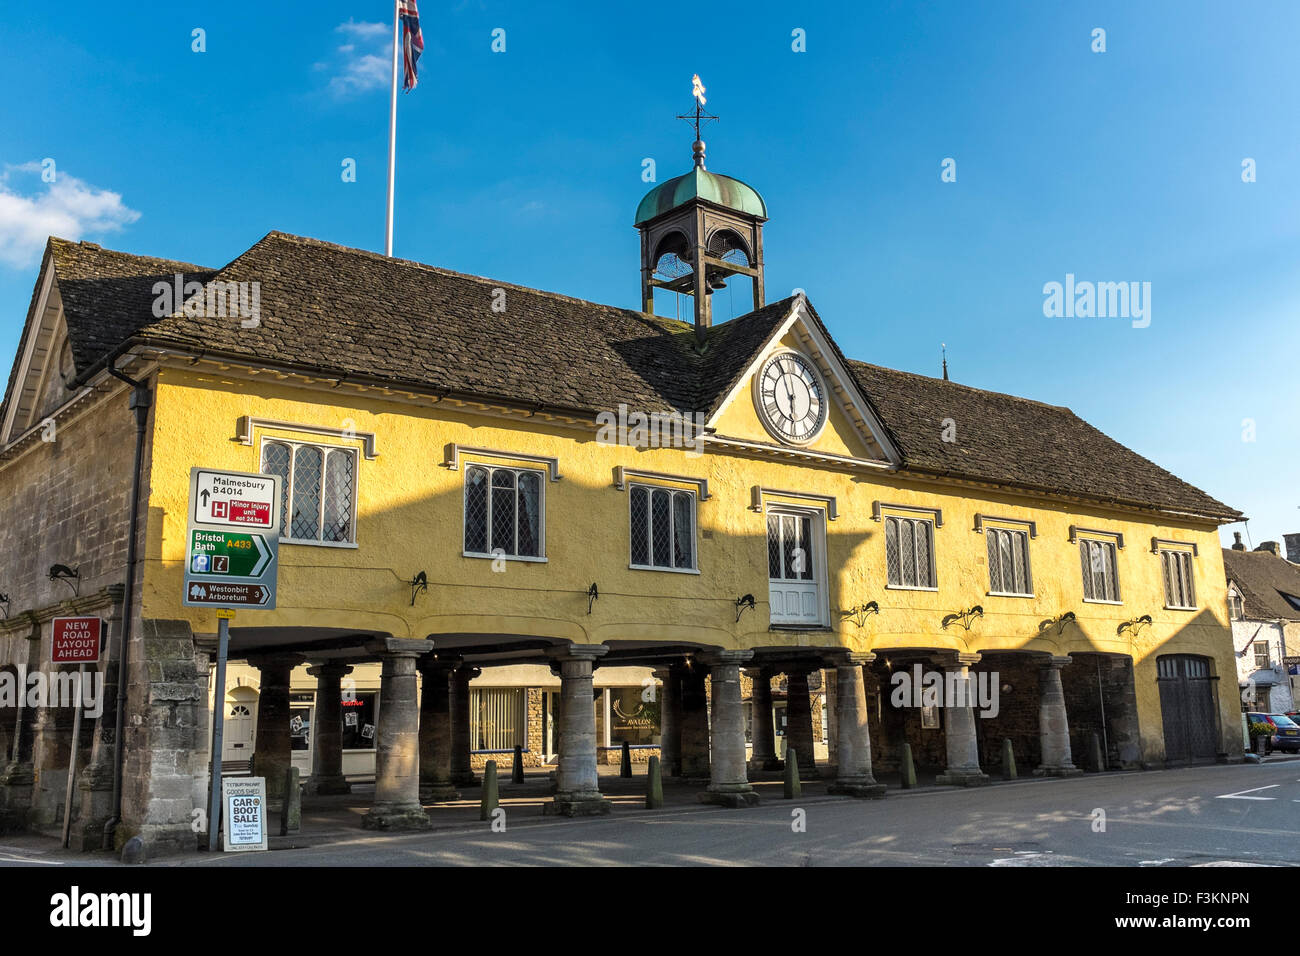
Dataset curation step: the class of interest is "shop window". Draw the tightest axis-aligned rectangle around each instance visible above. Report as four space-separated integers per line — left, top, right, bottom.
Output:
341 692 377 750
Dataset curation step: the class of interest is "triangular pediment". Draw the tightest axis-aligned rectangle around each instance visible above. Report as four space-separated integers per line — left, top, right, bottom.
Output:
1 251 75 444
703 296 900 467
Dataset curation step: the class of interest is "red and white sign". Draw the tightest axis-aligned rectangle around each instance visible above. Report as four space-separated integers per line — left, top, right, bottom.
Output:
51 617 102 663
193 469 276 529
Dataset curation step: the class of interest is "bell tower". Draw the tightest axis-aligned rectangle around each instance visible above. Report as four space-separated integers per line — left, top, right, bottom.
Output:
635 75 768 336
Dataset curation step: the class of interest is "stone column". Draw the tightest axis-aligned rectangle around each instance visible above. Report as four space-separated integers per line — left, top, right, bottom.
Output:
363 638 433 830
306 662 352 795
0 687 35 834
934 653 989 786
748 667 779 771
655 667 682 777
1035 656 1082 777
700 651 759 807
785 667 819 778
450 665 481 787
247 652 304 810
548 645 610 816
679 663 710 780
418 657 459 802
828 654 886 798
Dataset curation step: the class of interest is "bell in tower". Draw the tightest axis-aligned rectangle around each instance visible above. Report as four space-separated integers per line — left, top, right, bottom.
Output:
635 75 768 336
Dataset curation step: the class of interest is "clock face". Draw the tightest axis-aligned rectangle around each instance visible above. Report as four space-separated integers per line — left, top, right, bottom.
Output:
755 351 828 444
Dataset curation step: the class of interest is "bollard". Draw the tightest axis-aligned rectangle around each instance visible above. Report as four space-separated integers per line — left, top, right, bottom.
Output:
512 745 524 784
900 743 917 789
646 755 664 809
280 767 301 836
1002 738 1017 780
480 760 499 821
621 740 633 778
1089 732 1105 773
784 748 802 799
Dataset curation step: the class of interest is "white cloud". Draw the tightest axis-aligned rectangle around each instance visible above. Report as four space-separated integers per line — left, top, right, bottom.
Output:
327 20 392 97
0 163 140 268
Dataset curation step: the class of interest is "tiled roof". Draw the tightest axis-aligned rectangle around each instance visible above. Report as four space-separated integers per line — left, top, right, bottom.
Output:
1223 548 1300 621
846 360 1241 520
9 231 1241 521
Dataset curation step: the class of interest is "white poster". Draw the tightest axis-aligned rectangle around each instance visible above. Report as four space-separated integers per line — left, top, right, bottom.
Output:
222 776 268 852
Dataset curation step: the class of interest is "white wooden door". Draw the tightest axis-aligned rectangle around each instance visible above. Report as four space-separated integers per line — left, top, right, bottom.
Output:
767 510 824 626
223 701 255 762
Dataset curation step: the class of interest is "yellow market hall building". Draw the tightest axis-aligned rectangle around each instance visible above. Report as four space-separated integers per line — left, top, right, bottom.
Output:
0 141 1244 854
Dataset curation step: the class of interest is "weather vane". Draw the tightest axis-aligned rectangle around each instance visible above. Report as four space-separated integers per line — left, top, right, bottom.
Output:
676 73 719 169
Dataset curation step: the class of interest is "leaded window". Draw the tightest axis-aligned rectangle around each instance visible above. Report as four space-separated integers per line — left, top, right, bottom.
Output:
987 527 1032 595
261 440 357 544
629 485 695 570
1159 549 1196 609
1079 538 1120 602
885 515 935 588
464 465 542 558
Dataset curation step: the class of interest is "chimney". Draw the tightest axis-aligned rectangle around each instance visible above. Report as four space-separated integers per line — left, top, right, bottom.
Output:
1231 532 1246 551
1285 533 1300 564
1255 541 1282 557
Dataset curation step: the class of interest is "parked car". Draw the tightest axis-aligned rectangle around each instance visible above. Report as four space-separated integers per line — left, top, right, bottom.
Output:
1248 712 1300 754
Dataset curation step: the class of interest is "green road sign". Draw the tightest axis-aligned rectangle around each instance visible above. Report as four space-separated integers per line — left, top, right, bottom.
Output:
188 529 273 578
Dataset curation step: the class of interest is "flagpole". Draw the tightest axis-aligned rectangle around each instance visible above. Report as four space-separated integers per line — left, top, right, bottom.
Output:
385 0 400 257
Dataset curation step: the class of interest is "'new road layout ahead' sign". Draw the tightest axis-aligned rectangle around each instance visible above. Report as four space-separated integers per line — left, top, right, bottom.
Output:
183 467 281 610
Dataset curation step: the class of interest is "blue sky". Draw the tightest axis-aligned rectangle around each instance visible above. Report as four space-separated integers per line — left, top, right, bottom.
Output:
1 1 1296 547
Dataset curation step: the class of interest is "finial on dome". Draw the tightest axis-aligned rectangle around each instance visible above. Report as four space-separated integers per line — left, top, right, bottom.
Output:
677 74 718 170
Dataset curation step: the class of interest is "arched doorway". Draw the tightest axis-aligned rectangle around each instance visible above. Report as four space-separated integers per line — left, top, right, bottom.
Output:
1157 654 1218 764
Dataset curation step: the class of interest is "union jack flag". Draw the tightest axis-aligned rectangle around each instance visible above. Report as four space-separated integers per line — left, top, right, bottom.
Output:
399 0 423 92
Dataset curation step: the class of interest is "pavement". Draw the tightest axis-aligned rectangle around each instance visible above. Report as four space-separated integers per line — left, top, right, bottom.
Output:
2 756 1298 867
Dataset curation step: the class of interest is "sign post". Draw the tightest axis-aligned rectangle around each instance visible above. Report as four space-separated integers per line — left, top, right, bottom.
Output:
185 467 280 851
52 616 102 849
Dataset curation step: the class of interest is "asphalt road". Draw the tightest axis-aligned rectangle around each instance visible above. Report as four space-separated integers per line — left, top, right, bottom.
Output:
162 758 1300 867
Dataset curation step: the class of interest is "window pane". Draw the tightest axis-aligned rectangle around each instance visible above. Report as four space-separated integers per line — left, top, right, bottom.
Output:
987 531 1002 593
1182 554 1194 606
322 450 355 543
915 521 932 587
767 516 781 578
999 533 1013 591
630 486 649 566
781 515 797 580
1079 541 1093 600
1090 542 1108 600
291 445 322 540
491 469 516 554
651 490 671 567
1106 543 1120 601
900 520 916 587
465 466 489 553
262 442 292 537
798 516 813 580
1013 532 1029 593
672 492 693 569
885 518 900 586
517 472 540 557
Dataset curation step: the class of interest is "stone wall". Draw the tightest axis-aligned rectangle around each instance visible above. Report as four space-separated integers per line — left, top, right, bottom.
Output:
117 619 209 857
0 382 141 619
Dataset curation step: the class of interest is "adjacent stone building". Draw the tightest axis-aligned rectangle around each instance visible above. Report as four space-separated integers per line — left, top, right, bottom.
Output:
1224 537 1300 714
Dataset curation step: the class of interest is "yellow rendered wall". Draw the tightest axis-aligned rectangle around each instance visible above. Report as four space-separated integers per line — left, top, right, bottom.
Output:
142 365 1238 764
